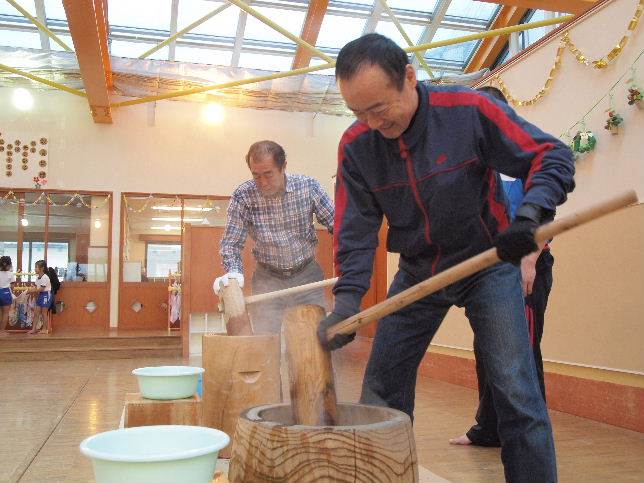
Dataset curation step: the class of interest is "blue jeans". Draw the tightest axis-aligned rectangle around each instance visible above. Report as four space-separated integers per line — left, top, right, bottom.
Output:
360 263 556 483
468 250 554 447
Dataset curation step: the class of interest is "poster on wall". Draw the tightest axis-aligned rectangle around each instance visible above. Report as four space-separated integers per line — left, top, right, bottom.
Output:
0 130 49 188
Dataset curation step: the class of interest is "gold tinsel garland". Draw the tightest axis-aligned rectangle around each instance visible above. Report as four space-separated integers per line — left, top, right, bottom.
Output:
122 194 218 214
493 0 643 107
0 190 111 208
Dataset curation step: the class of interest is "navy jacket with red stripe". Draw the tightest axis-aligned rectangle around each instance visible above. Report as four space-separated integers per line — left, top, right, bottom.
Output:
333 82 575 316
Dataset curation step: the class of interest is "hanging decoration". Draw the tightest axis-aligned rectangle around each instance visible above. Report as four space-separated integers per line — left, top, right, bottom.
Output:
0 190 111 208
628 85 643 106
627 67 643 108
33 175 47 189
122 194 156 214
0 131 49 181
603 93 624 135
490 0 643 107
494 41 565 107
604 110 624 134
122 194 222 214
558 47 644 153
572 130 597 153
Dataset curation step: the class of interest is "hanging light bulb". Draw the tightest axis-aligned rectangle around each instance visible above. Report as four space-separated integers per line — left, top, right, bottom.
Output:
21 217 29 227
201 102 225 125
94 219 102 229
13 88 34 111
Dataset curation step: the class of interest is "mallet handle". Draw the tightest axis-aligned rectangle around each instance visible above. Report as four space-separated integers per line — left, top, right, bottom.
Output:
328 191 638 339
245 277 338 305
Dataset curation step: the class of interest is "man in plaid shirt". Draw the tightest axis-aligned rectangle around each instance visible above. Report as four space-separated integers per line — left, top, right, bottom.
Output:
215 140 334 333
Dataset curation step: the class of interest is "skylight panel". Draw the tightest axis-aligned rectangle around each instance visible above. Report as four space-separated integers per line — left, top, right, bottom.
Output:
375 21 425 47
237 52 294 71
445 0 499 22
424 27 477 64
385 0 437 13
317 14 366 49
243 7 306 44
43 0 67 21
0 1 36 16
110 40 169 60
0 30 41 49
174 46 233 66
177 0 239 37
109 0 172 31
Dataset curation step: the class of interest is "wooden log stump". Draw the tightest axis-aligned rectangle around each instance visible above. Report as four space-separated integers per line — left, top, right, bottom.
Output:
228 402 418 483
283 304 337 426
123 393 202 428
202 334 281 459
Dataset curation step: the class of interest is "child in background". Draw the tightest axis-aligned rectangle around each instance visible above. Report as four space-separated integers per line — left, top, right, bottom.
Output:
0 255 16 335
28 260 51 334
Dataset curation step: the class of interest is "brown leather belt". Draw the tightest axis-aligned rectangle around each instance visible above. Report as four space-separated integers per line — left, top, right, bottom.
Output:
257 258 313 278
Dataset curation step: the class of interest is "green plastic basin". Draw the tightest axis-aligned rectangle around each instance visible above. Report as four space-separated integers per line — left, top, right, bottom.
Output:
80 425 229 483
132 366 204 400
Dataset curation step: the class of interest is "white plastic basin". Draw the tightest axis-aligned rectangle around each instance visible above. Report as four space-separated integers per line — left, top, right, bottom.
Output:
80 425 229 483
132 366 204 400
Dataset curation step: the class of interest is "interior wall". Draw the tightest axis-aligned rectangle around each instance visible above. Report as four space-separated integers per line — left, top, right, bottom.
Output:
0 88 352 325
428 0 644 374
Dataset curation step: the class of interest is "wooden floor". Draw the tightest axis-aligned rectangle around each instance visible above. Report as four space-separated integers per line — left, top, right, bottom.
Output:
1 346 642 483
0 328 181 361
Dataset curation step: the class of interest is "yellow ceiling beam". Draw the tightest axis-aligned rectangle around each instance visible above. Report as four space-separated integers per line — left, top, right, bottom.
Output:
466 5 528 73
5 0 73 51
226 0 334 63
379 0 434 78
138 3 232 59
112 14 573 109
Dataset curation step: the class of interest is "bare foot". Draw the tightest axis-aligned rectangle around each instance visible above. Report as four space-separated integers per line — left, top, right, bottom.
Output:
449 434 472 445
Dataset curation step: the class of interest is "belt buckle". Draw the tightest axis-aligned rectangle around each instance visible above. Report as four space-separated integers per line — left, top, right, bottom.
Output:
282 268 293 277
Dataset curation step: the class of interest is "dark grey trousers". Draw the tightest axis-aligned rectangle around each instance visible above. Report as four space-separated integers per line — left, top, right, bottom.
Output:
249 260 329 334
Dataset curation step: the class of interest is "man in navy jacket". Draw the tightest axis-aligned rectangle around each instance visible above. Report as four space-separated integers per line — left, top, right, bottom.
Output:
318 34 574 483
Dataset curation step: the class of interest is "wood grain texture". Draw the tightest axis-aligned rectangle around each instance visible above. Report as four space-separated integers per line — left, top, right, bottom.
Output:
123 392 202 427
53 284 110 330
228 403 418 483
2 353 644 483
220 279 246 319
118 282 168 329
283 304 337 426
202 334 281 459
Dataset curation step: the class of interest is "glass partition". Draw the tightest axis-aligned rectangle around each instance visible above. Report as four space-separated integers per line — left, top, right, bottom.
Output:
122 195 182 282
0 189 112 284
47 193 110 282
0 191 18 272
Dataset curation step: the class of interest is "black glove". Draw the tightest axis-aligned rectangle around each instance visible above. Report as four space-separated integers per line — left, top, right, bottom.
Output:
494 218 538 265
317 312 356 351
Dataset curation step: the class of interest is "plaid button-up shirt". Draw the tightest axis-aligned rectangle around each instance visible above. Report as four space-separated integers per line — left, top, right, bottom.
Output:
220 173 334 273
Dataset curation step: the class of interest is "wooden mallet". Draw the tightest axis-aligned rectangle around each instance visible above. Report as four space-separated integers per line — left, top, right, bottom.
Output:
218 277 338 335
285 191 638 427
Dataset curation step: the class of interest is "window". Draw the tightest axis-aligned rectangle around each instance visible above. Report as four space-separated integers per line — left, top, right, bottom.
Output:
123 195 182 282
0 189 111 283
48 193 110 282
122 193 228 282
146 243 182 278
